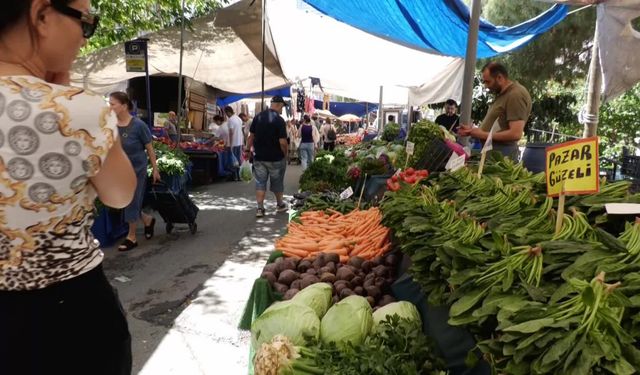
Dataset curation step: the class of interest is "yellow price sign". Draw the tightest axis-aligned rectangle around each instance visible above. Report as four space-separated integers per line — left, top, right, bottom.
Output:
546 137 599 197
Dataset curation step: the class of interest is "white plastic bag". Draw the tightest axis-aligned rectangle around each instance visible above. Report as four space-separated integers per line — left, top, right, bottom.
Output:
240 160 253 182
231 152 240 168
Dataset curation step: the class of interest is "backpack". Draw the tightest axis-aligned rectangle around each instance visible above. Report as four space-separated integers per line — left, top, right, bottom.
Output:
327 127 337 141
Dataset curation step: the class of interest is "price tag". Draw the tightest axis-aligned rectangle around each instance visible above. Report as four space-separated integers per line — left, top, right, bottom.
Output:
340 186 354 200
394 168 402 176
445 153 466 172
405 141 415 156
605 203 640 215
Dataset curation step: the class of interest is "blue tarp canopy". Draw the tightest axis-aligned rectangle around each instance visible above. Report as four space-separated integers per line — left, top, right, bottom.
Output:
301 0 568 58
217 86 291 106
314 100 378 117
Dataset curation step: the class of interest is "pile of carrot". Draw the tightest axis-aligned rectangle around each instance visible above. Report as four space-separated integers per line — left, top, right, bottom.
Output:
275 208 392 263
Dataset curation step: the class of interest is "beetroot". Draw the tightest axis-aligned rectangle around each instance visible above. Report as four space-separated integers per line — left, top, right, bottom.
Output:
278 270 300 286
336 267 355 282
260 271 277 285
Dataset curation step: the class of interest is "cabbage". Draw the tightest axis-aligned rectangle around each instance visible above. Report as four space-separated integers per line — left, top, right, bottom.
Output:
391 144 405 153
375 146 388 159
372 301 421 332
251 300 320 348
292 283 333 318
320 295 372 346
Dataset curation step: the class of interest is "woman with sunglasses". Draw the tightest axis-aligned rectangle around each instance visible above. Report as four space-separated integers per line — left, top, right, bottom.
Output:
0 1 136 375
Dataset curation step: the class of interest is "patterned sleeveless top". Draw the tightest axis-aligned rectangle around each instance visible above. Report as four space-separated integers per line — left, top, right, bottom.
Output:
0 76 118 291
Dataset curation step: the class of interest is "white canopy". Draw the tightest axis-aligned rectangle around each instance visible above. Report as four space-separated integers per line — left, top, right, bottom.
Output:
71 0 464 105
71 11 288 94
264 0 464 105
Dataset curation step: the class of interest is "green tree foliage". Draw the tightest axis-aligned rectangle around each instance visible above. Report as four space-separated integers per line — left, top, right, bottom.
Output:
86 0 226 53
598 84 640 158
482 1 596 94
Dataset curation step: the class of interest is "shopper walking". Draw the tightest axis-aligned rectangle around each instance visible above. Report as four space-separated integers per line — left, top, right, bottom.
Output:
0 1 136 374
298 114 320 170
109 92 161 252
225 106 244 181
322 119 337 151
245 96 289 217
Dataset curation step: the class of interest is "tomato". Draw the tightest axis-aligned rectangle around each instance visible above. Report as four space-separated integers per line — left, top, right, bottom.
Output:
391 181 401 191
386 180 394 190
391 175 398 182
404 176 417 184
405 167 415 176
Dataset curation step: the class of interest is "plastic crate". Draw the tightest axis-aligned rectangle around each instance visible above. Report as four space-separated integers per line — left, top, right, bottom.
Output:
416 137 453 172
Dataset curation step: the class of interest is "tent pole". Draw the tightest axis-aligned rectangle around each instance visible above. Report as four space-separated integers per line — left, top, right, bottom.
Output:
407 92 412 140
459 0 482 146
176 0 185 142
583 22 601 138
261 0 266 111
378 85 384 133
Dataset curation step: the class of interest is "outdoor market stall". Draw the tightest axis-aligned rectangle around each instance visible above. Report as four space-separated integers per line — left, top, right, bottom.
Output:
241 127 640 374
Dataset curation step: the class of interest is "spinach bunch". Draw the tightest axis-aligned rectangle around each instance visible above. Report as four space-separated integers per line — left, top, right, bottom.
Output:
476 273 640 374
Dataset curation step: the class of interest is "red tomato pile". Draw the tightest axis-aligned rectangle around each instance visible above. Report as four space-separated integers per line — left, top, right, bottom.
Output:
385 168 429 191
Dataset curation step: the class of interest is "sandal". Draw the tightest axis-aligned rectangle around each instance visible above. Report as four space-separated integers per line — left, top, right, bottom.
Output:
118 239 138 252
144 218 156 240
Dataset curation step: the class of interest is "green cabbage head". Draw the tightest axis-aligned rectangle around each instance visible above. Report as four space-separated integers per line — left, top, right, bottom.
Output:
372 301 421 332
292 283 333 318
251 300 320 348
320 295 372 347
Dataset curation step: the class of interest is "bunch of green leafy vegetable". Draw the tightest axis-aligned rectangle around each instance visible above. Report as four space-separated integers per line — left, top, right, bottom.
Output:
378 152 640 373
149 141 190 176
357 157 388 176
473 273 640 375
299 151 351 192
381 122 401 142
296 192 368 214
299 315 447 375
403 120 443 168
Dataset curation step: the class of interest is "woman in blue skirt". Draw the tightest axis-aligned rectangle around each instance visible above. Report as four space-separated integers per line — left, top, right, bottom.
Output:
109 92 160 251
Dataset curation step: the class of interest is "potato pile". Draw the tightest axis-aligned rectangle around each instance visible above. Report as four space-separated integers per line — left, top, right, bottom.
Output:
260 252 400 309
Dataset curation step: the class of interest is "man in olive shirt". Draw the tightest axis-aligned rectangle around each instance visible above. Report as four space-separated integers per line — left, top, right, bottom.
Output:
458 62 532 159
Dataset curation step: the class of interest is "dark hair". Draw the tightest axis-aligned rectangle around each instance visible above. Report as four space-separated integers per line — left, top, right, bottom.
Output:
303 114 311 123
223 106 234 115
387 115 395 122
445 99 458 107
109 92 133 111
213 115 224 122
0 0 73 35
481 62 509 78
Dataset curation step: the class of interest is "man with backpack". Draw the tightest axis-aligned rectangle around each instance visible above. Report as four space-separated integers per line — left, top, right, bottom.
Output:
322 119 338 151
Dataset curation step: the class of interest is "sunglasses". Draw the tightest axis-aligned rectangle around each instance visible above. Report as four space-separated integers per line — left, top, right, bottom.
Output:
50 1 100 39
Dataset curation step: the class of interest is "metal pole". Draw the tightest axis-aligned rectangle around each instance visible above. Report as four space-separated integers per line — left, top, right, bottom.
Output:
406 92 412 140
261 0 267 111
142 38 152 128
378 85 383 133
176 0 186 141
583 22 601 138
459 0 482 139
